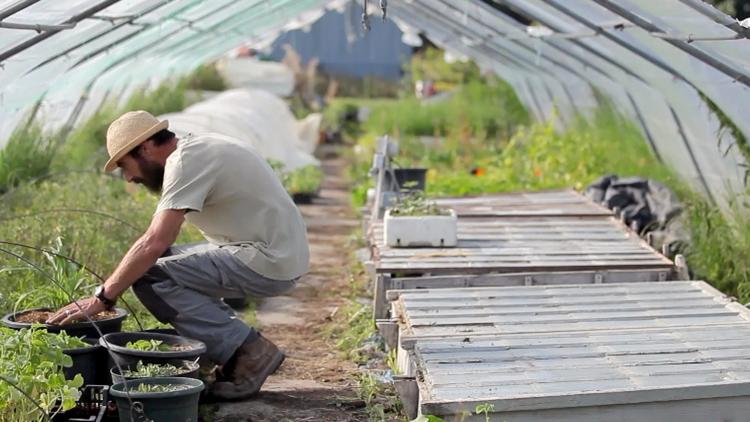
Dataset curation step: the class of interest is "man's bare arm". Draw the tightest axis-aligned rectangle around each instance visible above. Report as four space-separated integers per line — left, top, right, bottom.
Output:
102 208 186 298
46 209 186 325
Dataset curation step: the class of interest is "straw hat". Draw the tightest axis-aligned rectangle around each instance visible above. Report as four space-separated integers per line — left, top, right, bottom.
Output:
103 111 169 172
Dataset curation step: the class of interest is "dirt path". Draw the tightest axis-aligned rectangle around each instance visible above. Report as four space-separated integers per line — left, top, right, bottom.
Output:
206 152 369 421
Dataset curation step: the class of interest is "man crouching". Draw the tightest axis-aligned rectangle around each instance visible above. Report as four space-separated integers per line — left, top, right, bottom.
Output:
48 111 310 400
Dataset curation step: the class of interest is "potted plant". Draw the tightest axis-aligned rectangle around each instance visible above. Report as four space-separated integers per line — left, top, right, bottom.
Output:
2 307 128 338
384 191 457 247
267 159 324 204
110 359 200 384
99 332 206 368
386 167 427 192
1 243 128 338
0 327 84 421
110 377 204 421
287 165 324 204
58 332 107 386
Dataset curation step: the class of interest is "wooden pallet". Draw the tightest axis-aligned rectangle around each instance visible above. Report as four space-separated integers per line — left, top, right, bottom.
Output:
372 269 675 319
390 281 750 421
362 189 611 235
369 215 674 318
370 216 670 275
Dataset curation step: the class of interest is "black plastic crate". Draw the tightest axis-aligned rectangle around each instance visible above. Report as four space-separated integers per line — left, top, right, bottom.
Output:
53 385 114 422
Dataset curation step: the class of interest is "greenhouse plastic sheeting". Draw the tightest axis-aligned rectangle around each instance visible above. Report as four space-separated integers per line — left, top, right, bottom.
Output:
159 88 321 171
2 0 750 207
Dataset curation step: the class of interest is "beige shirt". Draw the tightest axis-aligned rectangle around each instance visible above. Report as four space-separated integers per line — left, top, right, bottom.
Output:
156 133 310 280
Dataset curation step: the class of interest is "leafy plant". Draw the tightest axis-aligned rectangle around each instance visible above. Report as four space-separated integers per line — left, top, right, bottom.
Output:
0 327 84 421
285 165 324 194
125 339 173 352
475 403 495 422
266 160 324 195
12 237 97 312
181 63 227 92
389 191 448 217
122 361 196 378
130 383 191 393
53 331 88 350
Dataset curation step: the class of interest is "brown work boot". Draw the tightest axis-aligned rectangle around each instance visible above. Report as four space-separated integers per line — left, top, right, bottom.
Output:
208 334 285 400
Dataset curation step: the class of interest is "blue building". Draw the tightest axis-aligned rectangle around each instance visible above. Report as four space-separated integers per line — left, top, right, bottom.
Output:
268 2 413 80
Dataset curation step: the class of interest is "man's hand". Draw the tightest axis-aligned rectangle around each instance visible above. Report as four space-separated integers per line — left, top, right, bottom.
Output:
46 297 107 326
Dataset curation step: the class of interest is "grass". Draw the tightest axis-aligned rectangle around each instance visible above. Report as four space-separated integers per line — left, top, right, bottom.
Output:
323 237 406 421
0 123 57 194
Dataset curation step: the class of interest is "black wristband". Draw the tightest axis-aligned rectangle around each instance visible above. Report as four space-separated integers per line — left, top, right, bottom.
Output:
95 285 116 309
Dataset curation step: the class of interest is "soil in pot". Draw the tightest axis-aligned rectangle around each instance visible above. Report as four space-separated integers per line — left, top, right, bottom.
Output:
2 307 128 338
110 377 204 422
15 309 119 324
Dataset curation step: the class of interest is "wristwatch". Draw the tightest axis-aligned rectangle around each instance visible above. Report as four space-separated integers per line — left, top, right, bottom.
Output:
94 285 117 309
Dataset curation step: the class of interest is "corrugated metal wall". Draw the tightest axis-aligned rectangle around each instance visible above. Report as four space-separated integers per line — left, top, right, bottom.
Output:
268 2 413 80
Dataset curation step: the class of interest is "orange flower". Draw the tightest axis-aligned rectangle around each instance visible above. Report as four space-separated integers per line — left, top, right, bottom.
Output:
534 167 542 177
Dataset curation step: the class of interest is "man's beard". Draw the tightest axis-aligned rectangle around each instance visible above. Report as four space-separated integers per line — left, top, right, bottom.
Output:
133 157 164 193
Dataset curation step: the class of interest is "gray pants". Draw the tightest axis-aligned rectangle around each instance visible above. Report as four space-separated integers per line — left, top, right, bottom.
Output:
132 242 296 364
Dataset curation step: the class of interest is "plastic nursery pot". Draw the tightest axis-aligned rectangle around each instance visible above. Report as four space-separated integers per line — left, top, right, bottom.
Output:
1 307 128 338
110 359 200 385
64 338 108 386
99 332 206 368
291 192 315 204
386 168 428 192
110 377 204 422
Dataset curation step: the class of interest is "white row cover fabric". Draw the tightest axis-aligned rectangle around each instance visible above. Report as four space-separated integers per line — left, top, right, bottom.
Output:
217 58 295 97
2 0 750 208
159 88 321 171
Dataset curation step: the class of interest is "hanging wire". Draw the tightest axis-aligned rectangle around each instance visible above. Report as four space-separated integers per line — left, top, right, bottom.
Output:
362 0 370 31
0 240 145 331
0 247 146 422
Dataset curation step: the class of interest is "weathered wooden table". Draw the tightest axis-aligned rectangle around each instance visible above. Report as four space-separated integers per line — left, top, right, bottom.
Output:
369 215 674 317
389 281 750 421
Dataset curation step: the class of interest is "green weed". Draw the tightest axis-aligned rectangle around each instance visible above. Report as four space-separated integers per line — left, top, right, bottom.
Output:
0 123 57 194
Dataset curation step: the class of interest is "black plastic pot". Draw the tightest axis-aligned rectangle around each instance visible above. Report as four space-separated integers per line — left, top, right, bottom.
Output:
110 359 200 385
1 307 128 338
291 192 315 204
141 327 179 336
386 168 427 191
64 338 107 386
110 377 204 422
99 332 206 368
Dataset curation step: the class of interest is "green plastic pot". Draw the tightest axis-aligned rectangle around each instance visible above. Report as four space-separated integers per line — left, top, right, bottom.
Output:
110 377 204 422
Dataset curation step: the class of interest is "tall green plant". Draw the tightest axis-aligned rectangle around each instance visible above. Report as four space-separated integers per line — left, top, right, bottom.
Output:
0 327 84 421
0 124 56 194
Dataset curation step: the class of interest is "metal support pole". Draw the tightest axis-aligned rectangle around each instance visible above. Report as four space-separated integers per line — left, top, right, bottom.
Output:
0 0 42 21
678 0 750 40
0 0 120 64
0 21 76 31
591 0 750 88
28 0 177 73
